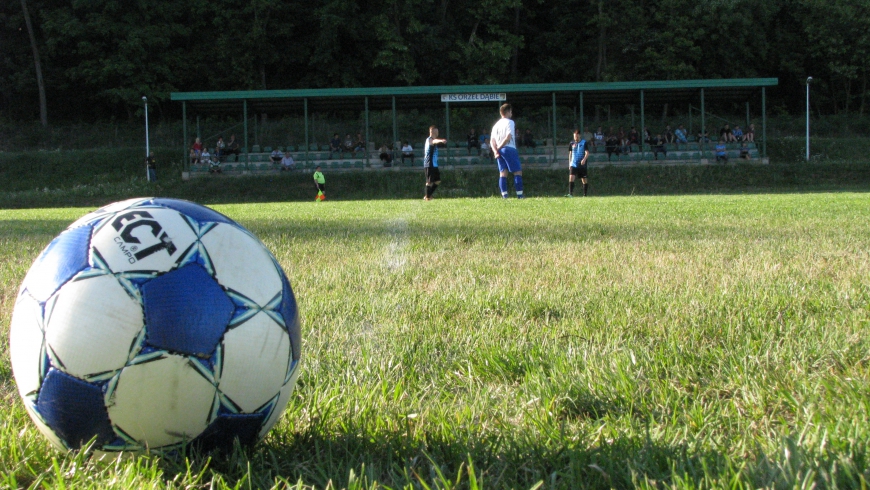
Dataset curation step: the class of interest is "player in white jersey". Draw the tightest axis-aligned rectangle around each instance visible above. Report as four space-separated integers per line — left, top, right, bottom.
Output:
490 103 523 198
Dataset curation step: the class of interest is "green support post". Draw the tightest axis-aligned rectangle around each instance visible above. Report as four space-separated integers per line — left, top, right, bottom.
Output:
640 90 645 152
196 115 201 140
746 101 750 129
762 87 767 158
392 96 397 150
304 98 309 165
243 100 249 171
182 102 187 171
700 88 706 150
445 101 450 164
253 112 258 149
579 92 584 135
552 92 557 162
365 96 370 166
688 105 692 136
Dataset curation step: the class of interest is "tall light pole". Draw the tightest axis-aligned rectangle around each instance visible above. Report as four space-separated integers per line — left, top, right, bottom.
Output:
805 77 812 161
142 96 150 157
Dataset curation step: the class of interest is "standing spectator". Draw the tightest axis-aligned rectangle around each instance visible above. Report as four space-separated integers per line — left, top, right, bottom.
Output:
715 139 728 163
280 152 296 171
490 103 523 199
215 136 226 162
192 137 203 164
744 124 755 143
401 141 415 164
739 142 751 160
423 125 447 201
522 129 536 148
224 134 241 162
467 128 478 155
270 148 283 165
651 134 667 160
593 126 605 151
330 133 342 158
313 166 326 201
379 143 393 166
145 151 157 182
674 125 688 147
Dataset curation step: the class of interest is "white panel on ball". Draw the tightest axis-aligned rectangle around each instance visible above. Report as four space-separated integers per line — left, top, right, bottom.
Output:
219 313 290 413
200 224 281 306
108 355 216 448
44 275 144 378
9 294 45 399
258 366 301 439
91 208 197 274
67 198 150 230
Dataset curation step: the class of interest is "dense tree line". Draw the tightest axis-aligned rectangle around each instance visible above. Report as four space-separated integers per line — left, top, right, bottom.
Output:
1 0 867 125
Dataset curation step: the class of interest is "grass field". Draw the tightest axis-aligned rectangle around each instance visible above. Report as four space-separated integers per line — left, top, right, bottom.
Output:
1 193 869 489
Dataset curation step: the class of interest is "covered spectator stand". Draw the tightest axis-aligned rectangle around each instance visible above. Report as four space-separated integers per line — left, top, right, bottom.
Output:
171 78 777 175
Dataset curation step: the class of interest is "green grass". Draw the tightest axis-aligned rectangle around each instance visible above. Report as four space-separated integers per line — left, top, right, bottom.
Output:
1 194 869 489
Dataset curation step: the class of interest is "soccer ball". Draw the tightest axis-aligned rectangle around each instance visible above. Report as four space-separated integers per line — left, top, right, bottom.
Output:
9 198 301 454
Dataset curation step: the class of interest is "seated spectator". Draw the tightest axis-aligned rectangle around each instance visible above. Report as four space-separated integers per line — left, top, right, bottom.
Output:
643 127 652 145
720 124 735 142
663 125 675 144
743 124 755 143
593 126 605 150
739 142 751 160
467 128 478 155
270 148 283 165
379 144 393 166
732 125 744 142
605 132 620 161
208 157 222 174
715 139 728 163
674 125 688 147
189 147 199 166
651 134 667 160
696 130 711 144
330 133 342 158
401 141 414 164
215 136 226 162
353 133 366 155
192 137 203 164
201 147 212 166
481 138 493 162
280 152 296 171
224 134 241 162
628 127 640 149
620 132 631 155
342 133 354 153
522 129 536 148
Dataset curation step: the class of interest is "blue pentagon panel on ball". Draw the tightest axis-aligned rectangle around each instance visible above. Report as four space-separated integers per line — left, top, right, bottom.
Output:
146 198 236 225
35 369 116 449
20 225 93 303
279 271 302 362
192 413 268 452
142 264 234 357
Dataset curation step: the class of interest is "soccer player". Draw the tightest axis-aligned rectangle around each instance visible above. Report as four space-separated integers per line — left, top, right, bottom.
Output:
490 103 523 198
313 165 326 201
423 125 447 200
567 129 590 197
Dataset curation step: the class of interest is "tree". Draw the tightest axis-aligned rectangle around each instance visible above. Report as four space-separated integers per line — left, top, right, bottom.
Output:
20 0 46 126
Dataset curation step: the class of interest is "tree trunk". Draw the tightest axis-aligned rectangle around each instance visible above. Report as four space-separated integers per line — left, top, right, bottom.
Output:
860 71 867 116
21 0 47 127
595 0 605 81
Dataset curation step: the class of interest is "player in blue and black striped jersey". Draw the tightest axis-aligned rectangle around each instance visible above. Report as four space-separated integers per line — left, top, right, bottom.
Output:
567 129 590 197
423 125 447 200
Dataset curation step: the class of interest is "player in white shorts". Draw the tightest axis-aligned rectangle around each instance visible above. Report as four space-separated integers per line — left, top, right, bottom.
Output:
490 103 523 198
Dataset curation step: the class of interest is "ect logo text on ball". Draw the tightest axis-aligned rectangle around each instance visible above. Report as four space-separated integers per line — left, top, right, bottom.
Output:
111 211 178 264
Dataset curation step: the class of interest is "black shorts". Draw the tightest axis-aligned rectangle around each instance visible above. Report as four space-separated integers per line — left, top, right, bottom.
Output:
425 166 440 183
570 164 588 178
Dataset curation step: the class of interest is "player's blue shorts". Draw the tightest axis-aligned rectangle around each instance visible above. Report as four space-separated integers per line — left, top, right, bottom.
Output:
496 146 522 173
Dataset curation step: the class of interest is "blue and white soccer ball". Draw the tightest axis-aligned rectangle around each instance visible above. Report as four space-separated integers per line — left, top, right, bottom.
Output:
9 198 301 453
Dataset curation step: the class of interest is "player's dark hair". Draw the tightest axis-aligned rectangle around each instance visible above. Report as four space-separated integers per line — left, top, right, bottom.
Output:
500 103 512 116
573 128 581 134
